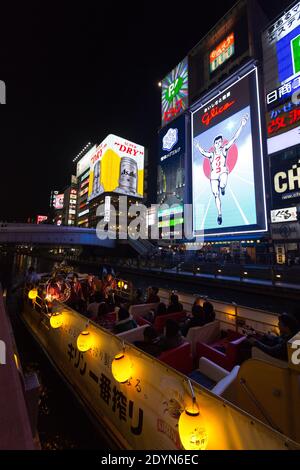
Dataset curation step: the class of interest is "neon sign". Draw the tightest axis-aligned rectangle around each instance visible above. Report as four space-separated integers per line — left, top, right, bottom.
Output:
210 33 235 73
202 100 235 126
161 58 188 126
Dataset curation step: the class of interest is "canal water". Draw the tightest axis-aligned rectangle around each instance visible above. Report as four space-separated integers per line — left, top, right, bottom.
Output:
18 253 297 314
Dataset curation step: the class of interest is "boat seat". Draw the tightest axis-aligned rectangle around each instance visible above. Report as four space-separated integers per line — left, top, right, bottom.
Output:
153 311 186 333
189 357 240 396
129 303 159 320
196 331 247 371
136 316 152 326
158 342 193 375
117 324 148 343
184 320 220 357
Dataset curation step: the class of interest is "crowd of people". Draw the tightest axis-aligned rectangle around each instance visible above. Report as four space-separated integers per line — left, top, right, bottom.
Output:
26 267 300 363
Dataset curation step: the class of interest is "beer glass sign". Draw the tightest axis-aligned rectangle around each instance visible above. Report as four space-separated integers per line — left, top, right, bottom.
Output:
88 134 145 201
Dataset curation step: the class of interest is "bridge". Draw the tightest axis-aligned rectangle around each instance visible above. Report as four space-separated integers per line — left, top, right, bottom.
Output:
0 224 115 248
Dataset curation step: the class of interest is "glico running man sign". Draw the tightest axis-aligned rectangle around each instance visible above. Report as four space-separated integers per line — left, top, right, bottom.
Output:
191 67 267 237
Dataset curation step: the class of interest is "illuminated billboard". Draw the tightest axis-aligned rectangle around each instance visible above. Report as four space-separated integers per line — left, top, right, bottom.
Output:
76 145 97 178
88 134 144 201
270 147 300 209
37 215 48 224
192 67 267 236
161 57 188 126
210 33 235 73
53 193 64 210
158 114 186 207
262 2 300 154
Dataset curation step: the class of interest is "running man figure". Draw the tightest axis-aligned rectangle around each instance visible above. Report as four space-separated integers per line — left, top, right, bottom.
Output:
195 114 249 225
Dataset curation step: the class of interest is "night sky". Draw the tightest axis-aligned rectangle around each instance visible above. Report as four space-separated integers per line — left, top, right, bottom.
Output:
0 0 291 221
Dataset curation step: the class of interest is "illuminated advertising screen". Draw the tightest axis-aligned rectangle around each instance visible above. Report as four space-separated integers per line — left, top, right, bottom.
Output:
161 57 188 127
210 33 235 73
76 145 97 178
192 67 267 236
270 147 300 209
88 134 144 201
158 114 186 208
262 2 300 154
37 215 48 224
53 193 64 210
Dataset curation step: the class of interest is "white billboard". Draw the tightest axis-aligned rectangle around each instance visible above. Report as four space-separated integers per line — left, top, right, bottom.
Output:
88 134 145 201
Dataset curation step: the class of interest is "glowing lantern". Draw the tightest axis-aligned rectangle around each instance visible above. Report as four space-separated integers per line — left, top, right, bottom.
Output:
178 401 208 451
123 283 128 290
77 331 92 352
117 280 124 288
111 351 132 383
50 312 64 329
28 288 38 300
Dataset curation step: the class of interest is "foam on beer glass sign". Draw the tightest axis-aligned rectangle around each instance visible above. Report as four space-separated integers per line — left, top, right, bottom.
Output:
87 134 145 201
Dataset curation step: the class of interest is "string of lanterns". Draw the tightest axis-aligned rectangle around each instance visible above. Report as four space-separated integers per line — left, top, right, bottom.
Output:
28 289 208 450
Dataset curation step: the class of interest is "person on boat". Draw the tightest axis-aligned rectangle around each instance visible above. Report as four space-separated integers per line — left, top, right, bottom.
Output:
82 274 97 304
86 291 105 320
146 286 160 304
181 305 206 336
155 302 168 317
132 288 144 305
190 296 205 316
95 301 111 327
102 273 116 300
47 275 70 302
113 307 137 334
203 301 216 323
247 313 299 361
143 302 167 323
167 293 183 314
134 326 163 357
159 319 184 351
68 273 85 312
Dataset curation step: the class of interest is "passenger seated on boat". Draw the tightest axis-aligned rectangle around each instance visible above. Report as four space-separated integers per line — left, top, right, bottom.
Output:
203 301 216 323
181 305 205 336
192 296 203 308
102 273 116 301
142 302 168 324
154 302 167 318
167 294 184 314
134 326 163 357
146 286 160 304
86 292 105 320
246 312 299 361
81 274 97 304
96 302 116 330
113 307 137 334
132 288 144 305
69 273 85 312
48 275 69 301
159 319 184 351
